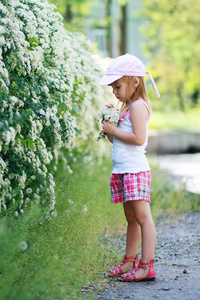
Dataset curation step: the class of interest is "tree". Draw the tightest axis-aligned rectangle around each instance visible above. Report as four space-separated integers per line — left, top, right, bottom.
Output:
141 0 200 110
49 0 94 29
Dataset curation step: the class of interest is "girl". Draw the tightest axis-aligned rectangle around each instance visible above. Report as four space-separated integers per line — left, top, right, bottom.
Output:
99 54 160 282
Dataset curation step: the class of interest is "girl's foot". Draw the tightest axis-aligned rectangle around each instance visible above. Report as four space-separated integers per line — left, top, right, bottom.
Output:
118 258 156 282
105 254 138 278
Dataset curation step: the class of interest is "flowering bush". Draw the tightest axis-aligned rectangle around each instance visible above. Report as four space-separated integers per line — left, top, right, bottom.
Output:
0 0 104 217
96 106 120 141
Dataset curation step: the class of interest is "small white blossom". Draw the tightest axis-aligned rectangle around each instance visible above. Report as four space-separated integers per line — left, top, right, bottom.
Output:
19 241 28 251
96 107 120 141
25 198 30 204
83 205 88 213
51 211 57 217
68 199 74 204
26 188 32 194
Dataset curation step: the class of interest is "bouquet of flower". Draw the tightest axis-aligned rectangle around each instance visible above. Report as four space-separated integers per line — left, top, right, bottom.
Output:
96 106 120 141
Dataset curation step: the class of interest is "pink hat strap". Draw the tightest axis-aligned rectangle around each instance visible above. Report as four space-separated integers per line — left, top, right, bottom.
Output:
145 71 160 98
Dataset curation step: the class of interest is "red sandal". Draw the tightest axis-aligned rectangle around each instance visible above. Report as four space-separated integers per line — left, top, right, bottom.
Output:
105 254 138 278
118 258 156 282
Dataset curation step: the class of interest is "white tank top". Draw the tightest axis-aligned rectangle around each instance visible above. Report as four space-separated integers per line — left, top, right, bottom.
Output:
111 99 151 174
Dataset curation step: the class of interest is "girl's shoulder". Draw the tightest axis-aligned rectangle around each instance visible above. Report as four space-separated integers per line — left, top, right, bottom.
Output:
130 98 149 108
128 99 150 121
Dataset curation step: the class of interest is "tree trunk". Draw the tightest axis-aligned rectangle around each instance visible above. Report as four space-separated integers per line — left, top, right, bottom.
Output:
65 4 73 23
120 4 127 55
106 0 112 57
177 82 185 111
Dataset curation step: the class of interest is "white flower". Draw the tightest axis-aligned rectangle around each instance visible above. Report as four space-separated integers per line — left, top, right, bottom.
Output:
39 109 45 115
19 241 28 251
26 188 32 194
83 205 88 213
25 198 30 204
68 199 74 204
51 211 57 217
97 107 120 125
10 96 19 105
0 157 7 170
96 107 120 141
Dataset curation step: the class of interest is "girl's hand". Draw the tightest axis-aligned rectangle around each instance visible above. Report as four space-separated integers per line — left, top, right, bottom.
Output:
103 103 114 109
102 121 117 135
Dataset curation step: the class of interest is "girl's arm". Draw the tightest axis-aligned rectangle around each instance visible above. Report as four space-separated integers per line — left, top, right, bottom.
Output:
105 133 113 143
102 101 148 146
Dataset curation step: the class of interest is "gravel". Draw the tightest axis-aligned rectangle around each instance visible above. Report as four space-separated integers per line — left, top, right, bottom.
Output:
95 212 200 300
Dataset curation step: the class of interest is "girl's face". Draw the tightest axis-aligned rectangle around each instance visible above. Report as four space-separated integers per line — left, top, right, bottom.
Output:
110 79 134 102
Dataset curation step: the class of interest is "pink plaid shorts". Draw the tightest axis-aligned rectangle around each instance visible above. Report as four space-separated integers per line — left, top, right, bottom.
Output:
110 171 151 204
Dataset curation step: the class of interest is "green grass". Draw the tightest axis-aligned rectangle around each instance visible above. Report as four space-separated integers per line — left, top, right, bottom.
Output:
149 108 200 130
0 157 199 299
0 158 124 300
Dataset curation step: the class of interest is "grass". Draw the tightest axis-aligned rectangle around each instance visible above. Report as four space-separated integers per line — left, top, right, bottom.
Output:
0 156 200 299
0 158 124 300
149 108 200 131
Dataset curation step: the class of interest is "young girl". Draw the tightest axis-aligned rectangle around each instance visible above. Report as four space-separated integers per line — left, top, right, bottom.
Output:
99 53 160 282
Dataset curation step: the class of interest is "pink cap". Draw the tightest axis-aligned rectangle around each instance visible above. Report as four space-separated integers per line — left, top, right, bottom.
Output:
99 53 160 98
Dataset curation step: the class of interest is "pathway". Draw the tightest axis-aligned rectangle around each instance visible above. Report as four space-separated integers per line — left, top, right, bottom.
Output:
95 213 200 300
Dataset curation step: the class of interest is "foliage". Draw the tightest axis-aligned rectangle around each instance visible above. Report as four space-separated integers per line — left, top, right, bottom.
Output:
0 0 104 217
141 0 200 110
0 157 199 299
0 158 124 300
49 0 95 29
149 107 200 130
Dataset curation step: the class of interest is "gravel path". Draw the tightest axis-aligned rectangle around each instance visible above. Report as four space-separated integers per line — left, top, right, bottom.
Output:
95 212 200 300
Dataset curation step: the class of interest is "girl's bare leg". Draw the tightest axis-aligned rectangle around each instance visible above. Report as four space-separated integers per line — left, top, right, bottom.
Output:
117 202 141 273
123 202 141 257
107 201 141 276
132 200 156 279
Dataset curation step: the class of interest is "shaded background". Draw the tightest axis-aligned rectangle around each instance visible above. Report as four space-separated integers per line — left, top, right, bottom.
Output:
49 0 200 111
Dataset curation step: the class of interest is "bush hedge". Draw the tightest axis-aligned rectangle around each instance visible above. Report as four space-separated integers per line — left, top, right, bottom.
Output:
0 0 104 217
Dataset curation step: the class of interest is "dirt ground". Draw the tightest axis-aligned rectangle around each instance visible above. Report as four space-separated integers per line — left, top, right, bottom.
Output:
95 212 200 300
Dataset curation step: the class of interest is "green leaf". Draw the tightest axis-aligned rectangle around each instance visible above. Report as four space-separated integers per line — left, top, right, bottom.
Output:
29 37 39 45
74 128 82 135
28 140 34 150
27 46 34 51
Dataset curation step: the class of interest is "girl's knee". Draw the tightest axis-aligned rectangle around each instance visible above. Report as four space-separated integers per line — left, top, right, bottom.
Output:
135 214 152 226
133 202 153 226
123 203 136 223
125 210 136 223
124 200 153 225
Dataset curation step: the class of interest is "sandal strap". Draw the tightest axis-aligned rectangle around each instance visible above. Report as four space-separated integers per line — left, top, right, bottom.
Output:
138 258 154 269
107 254 138 276
119 268 137 281
108 260 125 276
123 254 138 264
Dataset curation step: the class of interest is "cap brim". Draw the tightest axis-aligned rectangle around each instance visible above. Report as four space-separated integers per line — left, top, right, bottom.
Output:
98 74 123 85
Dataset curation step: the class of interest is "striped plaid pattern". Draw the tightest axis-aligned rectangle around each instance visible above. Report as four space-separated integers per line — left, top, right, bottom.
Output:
110 171 151 204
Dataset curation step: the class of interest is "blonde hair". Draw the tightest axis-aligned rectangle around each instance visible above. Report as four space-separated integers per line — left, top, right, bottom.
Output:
117 76 151 114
